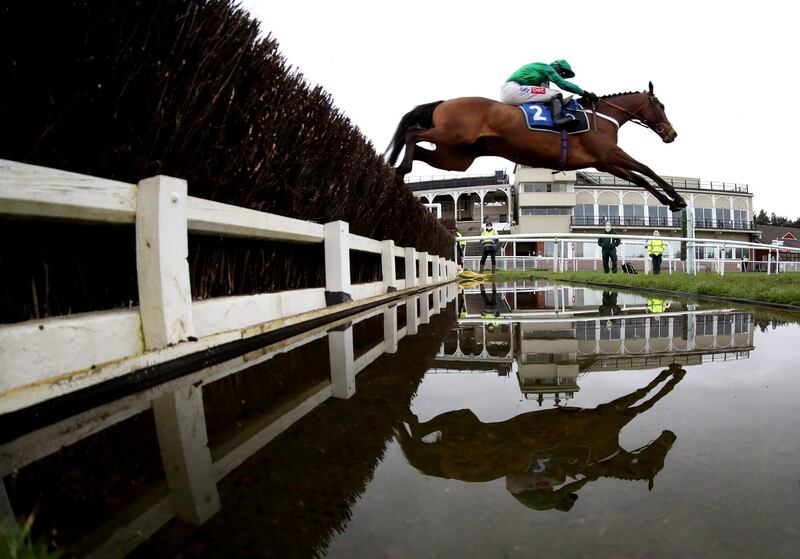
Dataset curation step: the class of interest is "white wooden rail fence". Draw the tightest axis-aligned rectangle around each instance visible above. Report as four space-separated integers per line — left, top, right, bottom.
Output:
1 284 458 558
0 160 457 410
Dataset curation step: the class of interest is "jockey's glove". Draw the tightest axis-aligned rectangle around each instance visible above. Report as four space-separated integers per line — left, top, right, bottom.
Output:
582 91 599 103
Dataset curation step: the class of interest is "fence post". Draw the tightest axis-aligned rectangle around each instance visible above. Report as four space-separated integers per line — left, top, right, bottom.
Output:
381 240 397 292
324 221 351 304
329 325 355 399
404 247 418 288
152 384 220 524
419 252 429 285
136 176 195 350
432 255 441 282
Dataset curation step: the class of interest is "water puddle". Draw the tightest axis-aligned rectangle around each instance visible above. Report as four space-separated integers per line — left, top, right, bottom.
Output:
2 282 799 558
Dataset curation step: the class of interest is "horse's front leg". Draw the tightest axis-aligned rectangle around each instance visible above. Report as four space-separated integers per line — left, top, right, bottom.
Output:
607 149 687 211
600 164 674 207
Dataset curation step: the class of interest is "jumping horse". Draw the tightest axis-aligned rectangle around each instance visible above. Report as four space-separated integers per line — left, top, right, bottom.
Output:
387 82 687 211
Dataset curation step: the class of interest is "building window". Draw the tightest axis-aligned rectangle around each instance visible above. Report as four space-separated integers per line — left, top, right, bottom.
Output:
577 321 597 340
520 207 572 216
650 317 670 338
574 203 595 225
695 207 713 228
716 208 732 229
521 182 568 193
696 315 714 336
625 318 646 339
649 205 669 227
734 314 750 334
598 204 620 225
733 209 749 229
623 204 645 226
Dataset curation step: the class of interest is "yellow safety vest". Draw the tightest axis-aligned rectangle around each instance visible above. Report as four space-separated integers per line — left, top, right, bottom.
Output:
456 232 466 248
646 238 666 256
481 229 498 246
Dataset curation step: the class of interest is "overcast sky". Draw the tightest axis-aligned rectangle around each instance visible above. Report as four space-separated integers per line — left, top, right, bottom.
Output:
241 0 799 216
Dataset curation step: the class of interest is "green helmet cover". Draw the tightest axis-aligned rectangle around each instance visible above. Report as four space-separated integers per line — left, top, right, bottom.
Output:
550 59 575 78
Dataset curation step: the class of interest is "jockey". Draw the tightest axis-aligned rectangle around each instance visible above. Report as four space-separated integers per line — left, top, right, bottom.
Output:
501 60 599 126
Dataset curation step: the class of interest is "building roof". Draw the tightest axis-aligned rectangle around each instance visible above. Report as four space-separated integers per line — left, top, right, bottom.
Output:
756 225 800 248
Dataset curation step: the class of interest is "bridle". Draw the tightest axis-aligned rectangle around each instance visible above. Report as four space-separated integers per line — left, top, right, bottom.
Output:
600 95 669 137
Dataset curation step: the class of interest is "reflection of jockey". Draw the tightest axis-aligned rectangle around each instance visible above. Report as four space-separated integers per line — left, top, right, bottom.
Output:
398 366 685 512
500 59 599 126
648 298 667 313
480 283 500 332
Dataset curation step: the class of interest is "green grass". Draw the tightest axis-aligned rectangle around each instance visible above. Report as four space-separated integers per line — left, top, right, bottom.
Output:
0 516 60 559
486 270 800 307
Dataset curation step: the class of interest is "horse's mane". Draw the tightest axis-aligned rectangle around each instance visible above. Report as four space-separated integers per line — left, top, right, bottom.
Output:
600 91 645 99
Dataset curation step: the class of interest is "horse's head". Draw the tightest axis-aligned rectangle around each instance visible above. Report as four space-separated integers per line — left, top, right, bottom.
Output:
643 82 677 143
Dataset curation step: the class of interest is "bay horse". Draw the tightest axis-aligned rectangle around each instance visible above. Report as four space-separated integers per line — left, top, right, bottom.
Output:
387 82 687 211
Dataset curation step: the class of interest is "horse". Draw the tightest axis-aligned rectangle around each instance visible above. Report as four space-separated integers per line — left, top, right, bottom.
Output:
387 82 687 211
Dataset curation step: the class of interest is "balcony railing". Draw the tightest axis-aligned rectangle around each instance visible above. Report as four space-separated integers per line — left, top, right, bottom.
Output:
575 172 749 193
405 171 509 192
571 216 756 230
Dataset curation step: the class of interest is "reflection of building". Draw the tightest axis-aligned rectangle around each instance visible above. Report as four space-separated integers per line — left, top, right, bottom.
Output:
439 283 755 404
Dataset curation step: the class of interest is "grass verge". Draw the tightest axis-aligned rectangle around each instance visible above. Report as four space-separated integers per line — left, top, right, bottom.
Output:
484 270 800 308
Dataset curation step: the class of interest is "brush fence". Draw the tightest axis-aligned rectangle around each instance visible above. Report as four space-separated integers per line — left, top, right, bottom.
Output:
0 160 457 411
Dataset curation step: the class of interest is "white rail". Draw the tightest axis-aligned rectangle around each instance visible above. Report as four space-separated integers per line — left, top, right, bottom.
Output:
457 232 800 276
0 160 457 403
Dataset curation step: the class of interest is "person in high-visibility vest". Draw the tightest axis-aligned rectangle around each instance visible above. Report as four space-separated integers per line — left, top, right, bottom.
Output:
646 230 667 275
480 283 500 332
479 222 499 274
648 298 667 313
455 230 466 267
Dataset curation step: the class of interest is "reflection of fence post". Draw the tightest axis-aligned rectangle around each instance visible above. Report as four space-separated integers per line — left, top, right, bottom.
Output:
152 384 220 524
324 221 352 304
136 176 195 349
419 252 429 285
420 291 431 324
381 240 397 292
432 255 440 282
404 247 418 288
406 296 419 335
329 325 355 399
383 306 398 354
432 286 442 313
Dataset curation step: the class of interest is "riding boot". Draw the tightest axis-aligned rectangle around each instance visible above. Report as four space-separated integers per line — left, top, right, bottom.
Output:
479 265 484 274
550 95 576 127
491 266 496 274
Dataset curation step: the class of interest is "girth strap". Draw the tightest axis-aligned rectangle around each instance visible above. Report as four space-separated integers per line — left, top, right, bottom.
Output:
559 130 568 170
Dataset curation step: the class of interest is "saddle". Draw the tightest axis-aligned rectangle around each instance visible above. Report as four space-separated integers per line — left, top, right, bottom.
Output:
519 100 590 134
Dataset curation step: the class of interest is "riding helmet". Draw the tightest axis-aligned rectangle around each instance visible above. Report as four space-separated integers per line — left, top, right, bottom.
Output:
551 59 575 78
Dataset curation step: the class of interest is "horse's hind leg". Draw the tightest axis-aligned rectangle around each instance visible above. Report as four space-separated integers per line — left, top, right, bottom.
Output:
416 144 477 172
397 127 423 177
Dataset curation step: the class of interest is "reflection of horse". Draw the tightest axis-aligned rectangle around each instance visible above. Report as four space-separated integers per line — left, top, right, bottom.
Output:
397 365 685 512
388 83 686 211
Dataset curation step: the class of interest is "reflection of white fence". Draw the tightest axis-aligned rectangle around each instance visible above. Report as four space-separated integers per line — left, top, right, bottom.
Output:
0 284 457 558
0 160 457 408
459 232 800 275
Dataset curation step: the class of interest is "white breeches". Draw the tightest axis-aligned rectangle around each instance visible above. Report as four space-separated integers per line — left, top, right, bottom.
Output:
500 81 573 105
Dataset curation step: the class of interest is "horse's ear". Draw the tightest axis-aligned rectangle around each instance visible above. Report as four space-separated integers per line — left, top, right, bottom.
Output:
648 81 654 95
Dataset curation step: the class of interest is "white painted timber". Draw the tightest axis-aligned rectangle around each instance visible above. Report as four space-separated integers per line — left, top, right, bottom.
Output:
152 385 220 524
0 159 137 224
0 309 143 394
432 256 441 282
324 221 351 295
191 288 326 338
187 197 324 243
419 252 430 285
350 234 383 254
381 240 397 291
329 326 355 399
351 281 384 301
393 245 405 258
420 292 431 324
136 176 195 349
404 247 418 288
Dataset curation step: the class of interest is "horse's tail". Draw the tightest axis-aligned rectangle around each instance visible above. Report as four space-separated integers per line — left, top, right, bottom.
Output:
385 100 444 165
